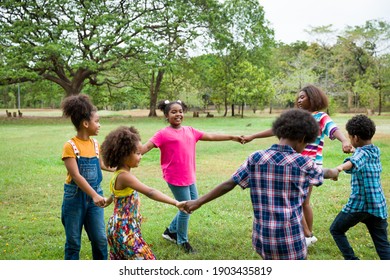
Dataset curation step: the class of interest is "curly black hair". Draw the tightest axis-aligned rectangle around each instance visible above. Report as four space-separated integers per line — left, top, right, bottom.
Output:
157 100 188 117
272 109 319 144
295 84 329 112
346 114 376 140
61 94 97 130
101 126 141 168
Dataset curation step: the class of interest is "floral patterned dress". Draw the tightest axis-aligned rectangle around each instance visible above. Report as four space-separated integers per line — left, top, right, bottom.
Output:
106 170 156 260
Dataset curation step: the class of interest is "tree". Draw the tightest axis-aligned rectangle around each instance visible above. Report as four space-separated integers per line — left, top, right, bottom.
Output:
347 20 390 115
331 20 390 113
353 74 378 114
267 42 319 110
139 0 223 116
206 0 274 116
228 60 273 117
0 0 220 100
187 54 226 112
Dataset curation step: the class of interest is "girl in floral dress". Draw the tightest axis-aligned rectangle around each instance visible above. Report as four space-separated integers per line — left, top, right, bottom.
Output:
101 126 186 260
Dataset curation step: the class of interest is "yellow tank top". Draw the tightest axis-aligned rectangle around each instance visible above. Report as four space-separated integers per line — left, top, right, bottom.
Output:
110 170 135 197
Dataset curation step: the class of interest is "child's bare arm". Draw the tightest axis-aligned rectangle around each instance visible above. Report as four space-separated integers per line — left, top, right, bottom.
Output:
103 195 113 208
64 157 105 207
337 160 353 172
323 160 353 182
201 133 243 143
184 178 237 213
141 140 156 155
242 128 274 143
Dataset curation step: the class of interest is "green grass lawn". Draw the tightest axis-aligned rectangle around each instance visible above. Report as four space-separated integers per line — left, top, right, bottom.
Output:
0 109 389 260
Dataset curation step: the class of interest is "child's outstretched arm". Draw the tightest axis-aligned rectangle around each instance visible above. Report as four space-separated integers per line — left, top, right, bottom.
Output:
141 140 156 155
200 133 243 143
184 178 237 213
333 129 354 153
119 172 187 212
242 128 273 144
336 160 353 172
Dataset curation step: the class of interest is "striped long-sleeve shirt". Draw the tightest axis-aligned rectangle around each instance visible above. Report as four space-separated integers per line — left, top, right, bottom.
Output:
301 111 338 165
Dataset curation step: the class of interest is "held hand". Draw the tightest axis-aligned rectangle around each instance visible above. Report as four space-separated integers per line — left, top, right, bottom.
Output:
328 168 340 181
233 135 245 144
342 142 354 154
241 135 253 144
336 165 344 173
184 200 202 214
93 194 106 208
176 201 189 214
103 197 113 208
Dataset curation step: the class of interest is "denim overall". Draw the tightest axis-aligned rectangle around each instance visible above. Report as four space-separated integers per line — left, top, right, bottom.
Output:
61 139 108 260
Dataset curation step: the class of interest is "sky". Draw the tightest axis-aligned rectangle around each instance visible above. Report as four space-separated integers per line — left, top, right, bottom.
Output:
259 0 390 43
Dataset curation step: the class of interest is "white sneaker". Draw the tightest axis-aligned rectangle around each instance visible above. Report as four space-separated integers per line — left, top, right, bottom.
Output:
305 235 318 247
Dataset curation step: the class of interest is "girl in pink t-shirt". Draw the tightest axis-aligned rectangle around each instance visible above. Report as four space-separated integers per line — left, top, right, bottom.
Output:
142 100 242 253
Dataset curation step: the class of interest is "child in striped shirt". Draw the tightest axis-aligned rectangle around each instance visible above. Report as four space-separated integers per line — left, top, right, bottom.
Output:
185 109 339 259
242 84 353 246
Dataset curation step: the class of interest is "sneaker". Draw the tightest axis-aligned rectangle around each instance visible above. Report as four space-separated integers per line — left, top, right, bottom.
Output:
180 242 196 254
306 235 318 247
162 228 177 243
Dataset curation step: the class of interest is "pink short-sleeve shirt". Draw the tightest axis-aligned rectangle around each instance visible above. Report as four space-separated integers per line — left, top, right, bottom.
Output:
150 126 204 186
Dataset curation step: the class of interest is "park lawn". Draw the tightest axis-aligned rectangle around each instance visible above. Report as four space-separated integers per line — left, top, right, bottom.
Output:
0 111 389 260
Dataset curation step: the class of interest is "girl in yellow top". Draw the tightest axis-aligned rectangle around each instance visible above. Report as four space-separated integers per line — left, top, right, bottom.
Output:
61 94 113 260
101 126 186 260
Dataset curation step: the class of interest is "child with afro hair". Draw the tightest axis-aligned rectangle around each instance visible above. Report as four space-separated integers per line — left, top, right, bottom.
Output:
185 109 339 260
331 115 390 260
101 126 186 260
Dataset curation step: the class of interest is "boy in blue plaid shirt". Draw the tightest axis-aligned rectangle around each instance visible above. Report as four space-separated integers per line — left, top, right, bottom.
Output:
184 109 339 260
331 114 390 260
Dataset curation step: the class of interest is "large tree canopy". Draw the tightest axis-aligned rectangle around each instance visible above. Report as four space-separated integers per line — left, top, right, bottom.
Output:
0 0 219 96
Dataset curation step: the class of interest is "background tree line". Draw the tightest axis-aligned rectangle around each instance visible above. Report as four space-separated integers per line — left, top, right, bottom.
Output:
1 0 389 116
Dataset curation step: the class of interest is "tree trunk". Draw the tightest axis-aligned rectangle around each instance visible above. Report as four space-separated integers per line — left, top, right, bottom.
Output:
377 77 382 116
43 67 91 96
148 69 165 117
223 92 228 117
347 90 353 110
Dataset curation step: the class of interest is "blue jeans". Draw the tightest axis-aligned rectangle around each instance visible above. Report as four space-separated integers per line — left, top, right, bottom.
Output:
330 211 390 260
61 184 108 260
61 154 107 260
167 183 198 245
61 183 107 260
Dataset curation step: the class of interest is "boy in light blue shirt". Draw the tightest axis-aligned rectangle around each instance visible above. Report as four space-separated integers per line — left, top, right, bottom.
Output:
331 114 390 260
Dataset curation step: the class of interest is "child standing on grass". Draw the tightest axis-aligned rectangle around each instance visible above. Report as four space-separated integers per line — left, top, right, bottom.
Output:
141 100 243 253
184 109 339 260
101 126 186 260
61 94 112 260
242 84 353 246
331 115 390 260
